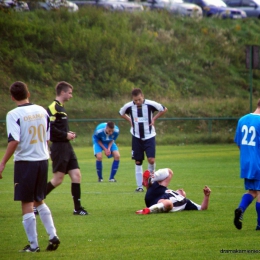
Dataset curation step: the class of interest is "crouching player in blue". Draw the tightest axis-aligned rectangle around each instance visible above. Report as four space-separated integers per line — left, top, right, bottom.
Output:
136 168 211 214
92 122 120 182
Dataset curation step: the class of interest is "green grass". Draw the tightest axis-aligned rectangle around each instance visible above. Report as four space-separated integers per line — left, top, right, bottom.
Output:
0 144 258 259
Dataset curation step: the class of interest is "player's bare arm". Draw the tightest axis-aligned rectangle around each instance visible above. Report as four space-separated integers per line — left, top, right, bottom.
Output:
120 114 132 126
0 141 19 179
150 108 168 126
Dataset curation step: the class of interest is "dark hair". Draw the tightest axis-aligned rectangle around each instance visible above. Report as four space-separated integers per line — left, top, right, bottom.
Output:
9 81 29 101
107 121 115 129
257 99 260 107
55 81 73 96
131 88 143 97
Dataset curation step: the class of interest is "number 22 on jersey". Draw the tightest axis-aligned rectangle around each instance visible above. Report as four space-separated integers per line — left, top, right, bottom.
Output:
241 125 256 146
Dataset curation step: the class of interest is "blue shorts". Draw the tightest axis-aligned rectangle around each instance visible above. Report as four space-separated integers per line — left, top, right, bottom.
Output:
14 160 48 202
131 136 155 161
93 142 118 159
244 178 260 191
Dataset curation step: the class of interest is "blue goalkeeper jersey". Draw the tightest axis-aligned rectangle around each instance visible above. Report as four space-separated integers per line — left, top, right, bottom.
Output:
92 123 119 144
234 113 260 180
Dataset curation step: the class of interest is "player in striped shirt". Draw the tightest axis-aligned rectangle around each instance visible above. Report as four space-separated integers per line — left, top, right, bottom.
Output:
119 88 167 192
136 168 211 214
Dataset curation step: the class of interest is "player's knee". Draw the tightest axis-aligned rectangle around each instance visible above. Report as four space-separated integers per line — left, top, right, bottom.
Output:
52 172 65 186
164 200 173 211
168 168 173 177
95 153 102 161
147 158 155 165
135 161 143 166
69 169 81 183
113 151 120 161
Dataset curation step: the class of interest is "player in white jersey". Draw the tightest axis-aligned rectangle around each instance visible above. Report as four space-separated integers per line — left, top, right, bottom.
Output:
119 88 167 192
136 168 211 214
0 81 60 252
234 99 260 230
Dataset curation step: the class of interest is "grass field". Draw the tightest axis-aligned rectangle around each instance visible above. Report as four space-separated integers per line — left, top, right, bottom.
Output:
0 144 259 260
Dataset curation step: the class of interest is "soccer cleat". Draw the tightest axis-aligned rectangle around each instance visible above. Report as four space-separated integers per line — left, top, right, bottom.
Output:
98 178 103 182
19 245 40 253
46 236 60 251
73 207 88 215
256 226 260 230
142 170 151 189
234 208 243 230
135 187 144 192
109 178 117 182
136 208 151 215
33 206 39 215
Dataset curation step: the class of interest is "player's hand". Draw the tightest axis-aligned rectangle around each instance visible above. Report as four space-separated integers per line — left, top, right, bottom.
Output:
0 163 5 179
203 186 211 197
67 131 76 140
104 149 111 156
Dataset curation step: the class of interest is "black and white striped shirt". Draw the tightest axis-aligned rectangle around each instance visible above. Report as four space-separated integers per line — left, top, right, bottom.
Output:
119 99 166 140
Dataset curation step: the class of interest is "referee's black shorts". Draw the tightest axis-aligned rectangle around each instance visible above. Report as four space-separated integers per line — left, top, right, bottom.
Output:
50 142 79 174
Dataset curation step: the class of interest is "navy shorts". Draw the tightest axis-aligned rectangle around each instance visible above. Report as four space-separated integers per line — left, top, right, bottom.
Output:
131 136 156 161
244 178 260 191
14 160 48 202
50 142 79 174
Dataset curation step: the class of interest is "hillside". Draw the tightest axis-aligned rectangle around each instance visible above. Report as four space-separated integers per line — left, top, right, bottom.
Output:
1 8 260 144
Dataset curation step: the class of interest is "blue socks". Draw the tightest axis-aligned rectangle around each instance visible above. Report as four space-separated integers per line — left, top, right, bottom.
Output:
256 202 260 227
239 193 254 212
109 160 119 180
96 161 102 179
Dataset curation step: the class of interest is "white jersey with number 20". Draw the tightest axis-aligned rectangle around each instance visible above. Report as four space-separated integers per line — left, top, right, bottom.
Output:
6 104 50 161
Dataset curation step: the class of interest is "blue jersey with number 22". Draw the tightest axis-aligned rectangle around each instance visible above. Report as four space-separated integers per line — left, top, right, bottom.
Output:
234 113 260 180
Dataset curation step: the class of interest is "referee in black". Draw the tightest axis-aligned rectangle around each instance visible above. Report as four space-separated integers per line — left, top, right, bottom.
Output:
46 81 88 215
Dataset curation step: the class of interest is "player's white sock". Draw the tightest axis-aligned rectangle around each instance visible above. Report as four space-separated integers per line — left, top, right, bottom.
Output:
22 212 38 249
148 163 155 173
149 203 165 213
153 168 169 182
37 203 57 239
135 165 143 188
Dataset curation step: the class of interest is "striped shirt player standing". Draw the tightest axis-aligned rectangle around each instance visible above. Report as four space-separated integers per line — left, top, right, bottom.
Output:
119 88 167 192
0 81 60 252
234 99 260 231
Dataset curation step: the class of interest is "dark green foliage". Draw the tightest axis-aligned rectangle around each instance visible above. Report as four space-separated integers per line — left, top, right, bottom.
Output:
1 8 260 100
1 8 260 144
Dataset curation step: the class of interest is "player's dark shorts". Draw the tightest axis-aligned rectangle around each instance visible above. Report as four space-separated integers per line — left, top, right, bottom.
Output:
50 142 79 174
132 136 156 161
244 178 260 190
14 160 48 202
145 182 166 207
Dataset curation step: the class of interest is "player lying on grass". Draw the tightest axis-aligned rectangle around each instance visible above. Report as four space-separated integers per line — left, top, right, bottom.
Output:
136 168 211 214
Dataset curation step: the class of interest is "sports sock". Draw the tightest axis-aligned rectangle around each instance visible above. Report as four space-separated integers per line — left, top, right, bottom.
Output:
153 168 170 182
109 160 119 179
239 193 254 212
72 183 81 210
96 161 103 179
37 203 57 240
149 202 165 213
22 212 38 249
46 181 55 195
148 163 155 173
256 202 260 227
135 164 143 188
